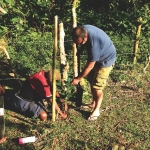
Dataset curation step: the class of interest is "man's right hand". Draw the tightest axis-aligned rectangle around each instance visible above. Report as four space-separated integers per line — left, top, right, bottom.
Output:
71 77 81 85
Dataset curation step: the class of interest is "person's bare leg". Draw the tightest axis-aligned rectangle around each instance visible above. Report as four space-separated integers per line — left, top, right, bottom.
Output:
88 86 95 108
39 111 47 121
88 88 103 120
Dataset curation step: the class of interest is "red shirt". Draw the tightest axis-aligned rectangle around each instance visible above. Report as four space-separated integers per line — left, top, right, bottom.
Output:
29 70 52 98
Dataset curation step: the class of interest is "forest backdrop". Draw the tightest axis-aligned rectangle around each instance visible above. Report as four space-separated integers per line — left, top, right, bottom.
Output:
0 0 150 76
0 1 150 150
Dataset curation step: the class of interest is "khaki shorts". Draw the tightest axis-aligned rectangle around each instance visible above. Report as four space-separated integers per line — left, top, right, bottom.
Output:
87 66 113 90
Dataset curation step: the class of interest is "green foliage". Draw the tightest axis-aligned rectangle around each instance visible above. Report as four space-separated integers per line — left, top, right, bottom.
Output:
6 31 54 76
0 0 150 75
78 0 150 37
0 2 149 149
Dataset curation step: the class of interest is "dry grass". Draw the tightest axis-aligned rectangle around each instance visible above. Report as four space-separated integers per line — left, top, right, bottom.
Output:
0 64 150 150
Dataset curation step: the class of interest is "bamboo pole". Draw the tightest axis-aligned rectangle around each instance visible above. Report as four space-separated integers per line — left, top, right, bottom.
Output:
133 17 142 64
72 0 78 77
52 16 58 122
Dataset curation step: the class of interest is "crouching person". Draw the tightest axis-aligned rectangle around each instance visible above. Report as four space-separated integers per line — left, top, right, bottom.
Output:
9 70 68 121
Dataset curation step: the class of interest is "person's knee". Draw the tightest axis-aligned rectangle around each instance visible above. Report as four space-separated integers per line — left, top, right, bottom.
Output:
39 111 47 121
93 88 103 95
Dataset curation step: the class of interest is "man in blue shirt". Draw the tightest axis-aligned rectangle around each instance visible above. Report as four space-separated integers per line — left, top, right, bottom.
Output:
71 25 116 121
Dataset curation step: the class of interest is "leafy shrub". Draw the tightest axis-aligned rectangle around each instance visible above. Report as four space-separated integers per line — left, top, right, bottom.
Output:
7 31 54 76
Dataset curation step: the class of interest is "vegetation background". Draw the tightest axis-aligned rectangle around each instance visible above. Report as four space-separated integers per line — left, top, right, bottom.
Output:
0 0 150 150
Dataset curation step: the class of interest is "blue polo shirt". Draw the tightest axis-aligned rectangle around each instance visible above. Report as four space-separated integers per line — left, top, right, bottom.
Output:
83 25 116 67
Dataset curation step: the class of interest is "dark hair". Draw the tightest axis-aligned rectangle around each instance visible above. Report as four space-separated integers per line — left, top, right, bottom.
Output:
72 26 86 40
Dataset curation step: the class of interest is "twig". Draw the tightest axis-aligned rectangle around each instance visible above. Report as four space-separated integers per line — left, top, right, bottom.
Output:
143 54 150 73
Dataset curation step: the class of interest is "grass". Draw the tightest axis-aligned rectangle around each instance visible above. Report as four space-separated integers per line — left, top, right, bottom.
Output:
0 65 150 150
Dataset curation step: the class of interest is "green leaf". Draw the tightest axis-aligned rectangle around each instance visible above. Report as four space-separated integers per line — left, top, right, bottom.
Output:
5 0 15 5
11 18 20 23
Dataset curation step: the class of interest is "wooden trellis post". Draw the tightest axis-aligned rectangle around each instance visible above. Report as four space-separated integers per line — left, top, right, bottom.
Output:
143 39 150 73
0 7 7 14
133 17 142 64
0 39 21 86
72 0 78 77
0 39 10 59
59 23 69 86
52 15 58 122
72 0 83 107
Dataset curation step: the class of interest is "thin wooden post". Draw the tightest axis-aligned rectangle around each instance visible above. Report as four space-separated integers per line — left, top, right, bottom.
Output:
143 39 150 73
0 39 22 86
133 17 142 64
52 16 58 122
0 7 7 14
0 39 9 59
72 1 83 107
59 23 69 86
72 0 78 77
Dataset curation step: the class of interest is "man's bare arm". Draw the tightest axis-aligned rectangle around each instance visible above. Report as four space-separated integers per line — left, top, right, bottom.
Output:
71 61 95 85
77 61 95 80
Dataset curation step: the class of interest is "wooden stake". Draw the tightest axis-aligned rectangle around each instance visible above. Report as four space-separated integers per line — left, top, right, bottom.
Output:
0 42 22 86
143 55 150 73
72 0 78 77
133 17 142 64
0 7 7 14
59 23 68 86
